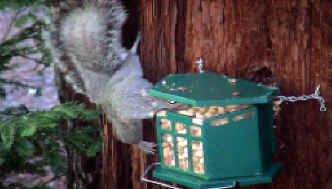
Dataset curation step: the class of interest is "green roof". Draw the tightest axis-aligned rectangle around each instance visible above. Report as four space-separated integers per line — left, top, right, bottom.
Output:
148 72 279 106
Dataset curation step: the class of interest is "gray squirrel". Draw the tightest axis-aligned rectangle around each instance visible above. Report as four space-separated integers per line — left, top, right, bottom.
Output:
43 0 179 153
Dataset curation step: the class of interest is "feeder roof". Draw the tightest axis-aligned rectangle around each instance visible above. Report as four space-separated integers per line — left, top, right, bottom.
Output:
148 72 279 106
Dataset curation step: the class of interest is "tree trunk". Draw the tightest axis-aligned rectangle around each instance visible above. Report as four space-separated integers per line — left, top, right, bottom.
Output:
52 0 331 188
56 69 103 189
137 0 332 189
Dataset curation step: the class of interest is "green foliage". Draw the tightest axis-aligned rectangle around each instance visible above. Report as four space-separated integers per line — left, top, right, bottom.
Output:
0 14 52 67
0 103 102 188
0 1 52 99
0 1 103 188
0 0 47 10
1 103 100 149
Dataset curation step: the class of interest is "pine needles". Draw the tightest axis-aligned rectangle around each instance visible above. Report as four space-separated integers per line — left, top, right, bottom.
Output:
0 1 103 188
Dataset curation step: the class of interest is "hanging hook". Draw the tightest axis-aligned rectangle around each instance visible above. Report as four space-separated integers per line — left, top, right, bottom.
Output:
313 85 327 112
314 85 321 96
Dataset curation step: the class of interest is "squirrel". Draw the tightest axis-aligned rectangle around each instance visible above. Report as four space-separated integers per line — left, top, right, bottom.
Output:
43 0 179 153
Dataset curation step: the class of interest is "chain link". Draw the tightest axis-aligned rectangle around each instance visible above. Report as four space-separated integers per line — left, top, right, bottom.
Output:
276 85 327 111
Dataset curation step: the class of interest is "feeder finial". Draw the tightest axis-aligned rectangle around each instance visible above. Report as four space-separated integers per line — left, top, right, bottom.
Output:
195 58 204 73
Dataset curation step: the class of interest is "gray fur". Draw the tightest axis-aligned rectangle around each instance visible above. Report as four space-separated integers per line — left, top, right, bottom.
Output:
102 47 178 144
44 0 178 151
44 0 128 97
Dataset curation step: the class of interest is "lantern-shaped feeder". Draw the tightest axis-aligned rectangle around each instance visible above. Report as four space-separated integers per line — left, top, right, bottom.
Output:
148 72 282 188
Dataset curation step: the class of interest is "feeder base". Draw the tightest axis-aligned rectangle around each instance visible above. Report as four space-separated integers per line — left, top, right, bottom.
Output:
153 163 281 189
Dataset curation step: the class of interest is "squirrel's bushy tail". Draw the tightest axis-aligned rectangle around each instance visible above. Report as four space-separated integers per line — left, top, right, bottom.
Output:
60 1 128 73
44 0 128 95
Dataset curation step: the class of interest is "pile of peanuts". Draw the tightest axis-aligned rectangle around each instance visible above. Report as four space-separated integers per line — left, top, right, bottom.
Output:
160 118 172 130
192 141 204 174
159 104 254 174
177 105 252 119
176 137 189 170
175 122 187 134
190 126 201 137
162 134 175 166
160 105 251 174
162 135 204 173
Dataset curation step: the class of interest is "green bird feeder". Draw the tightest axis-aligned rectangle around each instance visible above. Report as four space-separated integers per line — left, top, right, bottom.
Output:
146 72 282 189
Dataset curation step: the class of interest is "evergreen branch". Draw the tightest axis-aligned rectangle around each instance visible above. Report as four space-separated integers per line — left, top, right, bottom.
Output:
0 104 29 117
0 78 34 88
1 9 20 42
20 54 40 62
0 19 51 70
0 0 47 10
0 3 101 188
0 103 101 149
0 20 44 47
42 174 65 186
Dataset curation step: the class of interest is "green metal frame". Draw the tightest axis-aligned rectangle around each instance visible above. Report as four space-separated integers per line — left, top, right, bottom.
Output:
153 163 282 189
156 112 207 179
150 72 281 188
148 72 279 106
155 105 281 188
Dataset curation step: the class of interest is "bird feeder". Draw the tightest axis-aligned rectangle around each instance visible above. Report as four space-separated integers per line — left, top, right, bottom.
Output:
147 72 282 189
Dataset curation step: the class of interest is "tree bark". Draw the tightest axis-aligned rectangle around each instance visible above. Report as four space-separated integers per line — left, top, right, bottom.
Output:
56 69 103 189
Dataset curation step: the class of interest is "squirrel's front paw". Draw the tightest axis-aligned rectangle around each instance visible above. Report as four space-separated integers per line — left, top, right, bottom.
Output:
137 141 157 154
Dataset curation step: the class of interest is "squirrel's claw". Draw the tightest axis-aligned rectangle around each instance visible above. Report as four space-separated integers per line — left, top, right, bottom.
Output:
137 141 157 154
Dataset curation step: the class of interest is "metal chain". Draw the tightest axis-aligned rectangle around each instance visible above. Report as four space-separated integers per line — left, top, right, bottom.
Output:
275 85 327 111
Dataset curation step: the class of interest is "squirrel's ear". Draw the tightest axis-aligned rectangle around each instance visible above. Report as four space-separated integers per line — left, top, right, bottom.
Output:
130 33 141 54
